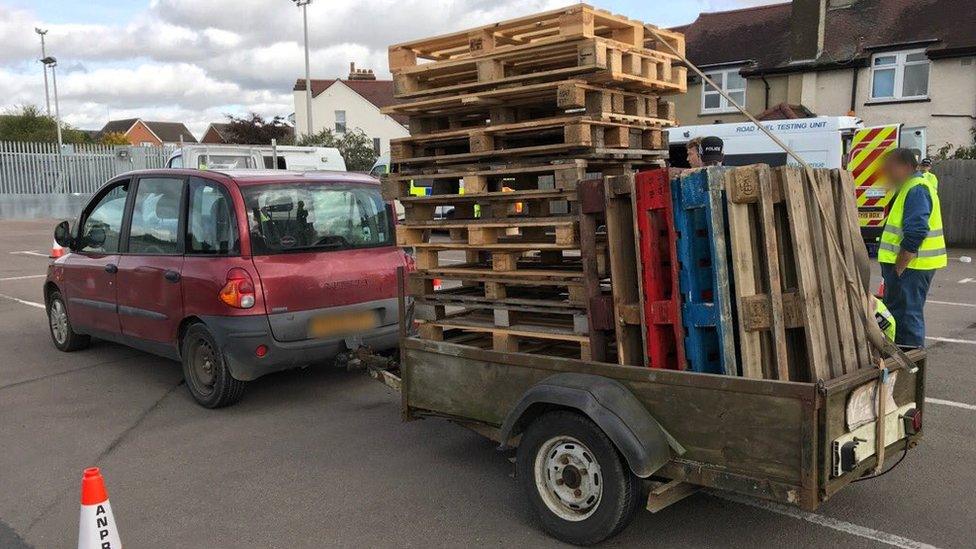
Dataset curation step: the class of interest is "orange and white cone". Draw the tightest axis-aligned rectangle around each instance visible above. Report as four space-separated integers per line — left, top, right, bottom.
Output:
78 467 122 549
50 239 66 259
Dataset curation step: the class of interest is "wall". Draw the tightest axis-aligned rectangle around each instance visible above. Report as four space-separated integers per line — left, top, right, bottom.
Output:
293 81 409 155
670 57 976 153
125 121 161 146
669 73 790 126
933 159 976 248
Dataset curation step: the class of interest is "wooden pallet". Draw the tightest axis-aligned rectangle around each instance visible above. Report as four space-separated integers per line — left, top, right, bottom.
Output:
383 80 675 135
398 215 578 247
724 165 874 382
389 4 683 69
392 36 686 99
417 311 593 360
391 115 665 165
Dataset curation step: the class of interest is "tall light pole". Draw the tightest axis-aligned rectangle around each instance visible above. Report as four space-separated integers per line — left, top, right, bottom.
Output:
35 28 52 116
292 0 314 137
42 56 63 148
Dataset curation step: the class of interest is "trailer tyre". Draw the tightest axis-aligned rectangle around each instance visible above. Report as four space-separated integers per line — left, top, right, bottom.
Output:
517 411 640 545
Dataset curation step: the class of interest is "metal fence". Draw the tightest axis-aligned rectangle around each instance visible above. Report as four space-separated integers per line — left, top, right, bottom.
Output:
933 159 976 248
0 141 175 195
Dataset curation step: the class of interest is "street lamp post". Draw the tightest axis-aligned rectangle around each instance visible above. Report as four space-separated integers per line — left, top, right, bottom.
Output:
42 56 63 148
35 28 52 117
292 0 314 137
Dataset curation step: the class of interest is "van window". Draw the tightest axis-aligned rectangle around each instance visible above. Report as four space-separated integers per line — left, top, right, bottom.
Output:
79 182 129 254
199 155 255 170
187 177 239 255
168 155 183 168
263 156 287 169
128 177 184 255
242 183 392 255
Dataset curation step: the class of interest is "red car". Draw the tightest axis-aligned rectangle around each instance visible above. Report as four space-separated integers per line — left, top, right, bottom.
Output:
45 169 408 407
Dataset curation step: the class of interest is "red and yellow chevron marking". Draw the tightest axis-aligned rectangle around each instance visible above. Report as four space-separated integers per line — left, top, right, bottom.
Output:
847 125 899 228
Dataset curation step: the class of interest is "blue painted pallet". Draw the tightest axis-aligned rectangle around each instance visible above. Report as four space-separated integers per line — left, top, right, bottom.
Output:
672 168 738 375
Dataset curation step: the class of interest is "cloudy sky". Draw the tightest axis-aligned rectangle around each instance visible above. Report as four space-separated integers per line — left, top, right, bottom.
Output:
0 0 779 137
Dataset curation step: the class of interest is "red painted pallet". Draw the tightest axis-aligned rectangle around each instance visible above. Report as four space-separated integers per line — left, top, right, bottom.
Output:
634 169 684 369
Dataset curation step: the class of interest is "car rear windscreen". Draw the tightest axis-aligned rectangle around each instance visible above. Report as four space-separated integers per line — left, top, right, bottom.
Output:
242 182 392 255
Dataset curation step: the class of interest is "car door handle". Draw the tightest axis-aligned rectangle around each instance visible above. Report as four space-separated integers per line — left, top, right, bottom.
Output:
104 264 118 274
164 270 181 283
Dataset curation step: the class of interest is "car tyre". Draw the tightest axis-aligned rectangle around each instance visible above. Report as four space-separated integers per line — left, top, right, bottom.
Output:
47 290 91 352
181 323 246 408
517 411 641 546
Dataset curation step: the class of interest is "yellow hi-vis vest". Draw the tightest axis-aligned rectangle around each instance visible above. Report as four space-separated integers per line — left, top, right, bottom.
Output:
923 171 938 191
874 297 896 341
878 176 947 270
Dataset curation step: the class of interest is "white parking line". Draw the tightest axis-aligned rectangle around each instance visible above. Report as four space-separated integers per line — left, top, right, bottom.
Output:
0 293 45 309
10 250 48 258
926 336 976 345
710 491 940 549
0 274 46 282
926 397 976 411
959 278 974 284
927 299 976 308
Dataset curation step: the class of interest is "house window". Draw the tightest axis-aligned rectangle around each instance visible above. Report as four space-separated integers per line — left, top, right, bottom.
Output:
870 49 929 101
372 138 381 155
701 68 746 113
335 110 346 133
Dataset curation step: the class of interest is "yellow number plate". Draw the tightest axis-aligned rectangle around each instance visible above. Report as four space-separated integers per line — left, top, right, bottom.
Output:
859 211 885 220
308 310 378 338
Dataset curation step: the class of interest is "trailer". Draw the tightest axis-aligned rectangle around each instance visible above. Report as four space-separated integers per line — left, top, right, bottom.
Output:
366 332 924 545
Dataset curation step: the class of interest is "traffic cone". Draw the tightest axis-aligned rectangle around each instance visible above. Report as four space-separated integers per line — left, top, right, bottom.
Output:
876 281 885 299
78 467 122 549
50 239 66 259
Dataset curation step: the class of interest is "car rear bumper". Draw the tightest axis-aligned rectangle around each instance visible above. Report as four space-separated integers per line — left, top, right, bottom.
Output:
200 314 399 381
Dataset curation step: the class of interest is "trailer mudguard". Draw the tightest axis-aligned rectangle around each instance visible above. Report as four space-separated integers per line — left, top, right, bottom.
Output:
498 373 680 478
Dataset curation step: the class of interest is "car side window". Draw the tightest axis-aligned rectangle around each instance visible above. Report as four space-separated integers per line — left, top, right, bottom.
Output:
79 182 129 254
128 177 184 255
187 177 240 255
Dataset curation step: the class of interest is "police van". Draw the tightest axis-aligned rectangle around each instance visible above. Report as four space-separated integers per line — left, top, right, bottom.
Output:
667 117 926 245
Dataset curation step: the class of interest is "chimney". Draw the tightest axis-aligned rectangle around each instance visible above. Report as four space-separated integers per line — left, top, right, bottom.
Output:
347 62 377 81
790 0 827 62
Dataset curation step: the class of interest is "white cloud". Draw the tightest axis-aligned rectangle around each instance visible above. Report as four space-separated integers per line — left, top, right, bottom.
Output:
0 0 756 137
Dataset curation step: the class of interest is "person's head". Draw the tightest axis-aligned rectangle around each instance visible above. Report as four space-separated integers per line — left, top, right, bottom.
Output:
882 148 919 188
920 157 932 173
686 137 703 168
700 136 725 166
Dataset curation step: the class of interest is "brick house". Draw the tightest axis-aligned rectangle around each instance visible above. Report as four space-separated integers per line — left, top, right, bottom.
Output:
669 0 976 154
200 123 232 144
99 119 197 146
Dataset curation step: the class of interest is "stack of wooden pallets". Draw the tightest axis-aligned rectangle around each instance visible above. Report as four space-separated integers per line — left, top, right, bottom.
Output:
382 4 685 362
632 165 878 381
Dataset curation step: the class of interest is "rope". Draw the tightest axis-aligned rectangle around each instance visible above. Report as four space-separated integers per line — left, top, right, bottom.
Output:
644 26 914 372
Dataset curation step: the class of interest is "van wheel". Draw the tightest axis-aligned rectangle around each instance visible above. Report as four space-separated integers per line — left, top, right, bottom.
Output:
181 324 246 408
47 290 90 352
517 411 640 546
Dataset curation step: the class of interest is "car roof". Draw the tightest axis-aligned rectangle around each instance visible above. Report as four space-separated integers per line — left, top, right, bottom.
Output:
111 168 379 186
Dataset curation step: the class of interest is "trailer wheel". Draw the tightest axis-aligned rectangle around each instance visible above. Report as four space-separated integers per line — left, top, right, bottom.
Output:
517 411 640 545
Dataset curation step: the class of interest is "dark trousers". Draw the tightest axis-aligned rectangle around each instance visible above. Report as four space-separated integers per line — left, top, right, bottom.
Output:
881 264 935 348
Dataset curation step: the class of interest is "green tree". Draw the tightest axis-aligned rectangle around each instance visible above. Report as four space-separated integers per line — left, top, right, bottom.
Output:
99 131 130 146
0 105 90 143
296 128 378 172
932 127 976 160
223 113 294 145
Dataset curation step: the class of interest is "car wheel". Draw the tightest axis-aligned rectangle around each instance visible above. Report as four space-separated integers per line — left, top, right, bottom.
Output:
181 323 246 408
517 411 641 546
47 290 90 352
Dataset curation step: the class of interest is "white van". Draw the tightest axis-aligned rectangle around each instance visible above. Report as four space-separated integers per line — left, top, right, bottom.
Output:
167 145 345 172
667 117 926 243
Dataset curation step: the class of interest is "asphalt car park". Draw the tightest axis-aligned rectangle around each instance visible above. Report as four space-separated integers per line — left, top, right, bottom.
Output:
1 218 974 548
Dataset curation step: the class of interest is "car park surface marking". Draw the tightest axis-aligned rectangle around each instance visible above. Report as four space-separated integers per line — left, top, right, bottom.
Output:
926 397 976 411
0 293 44 309
709 491 941 549
9 250 48 258
927 299 976 308
926 336 976 345
0 274 46 282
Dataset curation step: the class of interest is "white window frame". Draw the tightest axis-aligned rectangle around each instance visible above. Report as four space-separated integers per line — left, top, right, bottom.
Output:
335 110 347 133
701 68 746 114
869 48 929 102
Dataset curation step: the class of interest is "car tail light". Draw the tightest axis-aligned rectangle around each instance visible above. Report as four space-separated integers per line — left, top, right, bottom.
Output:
902 408 922 435
255 344 268 358
219 268 255 309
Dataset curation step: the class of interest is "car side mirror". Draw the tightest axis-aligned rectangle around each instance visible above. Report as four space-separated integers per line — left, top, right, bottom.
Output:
54 220 74 249
86 225 106 248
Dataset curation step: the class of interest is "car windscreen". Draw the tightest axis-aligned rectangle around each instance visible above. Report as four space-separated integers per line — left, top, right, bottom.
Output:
242 182 392 255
